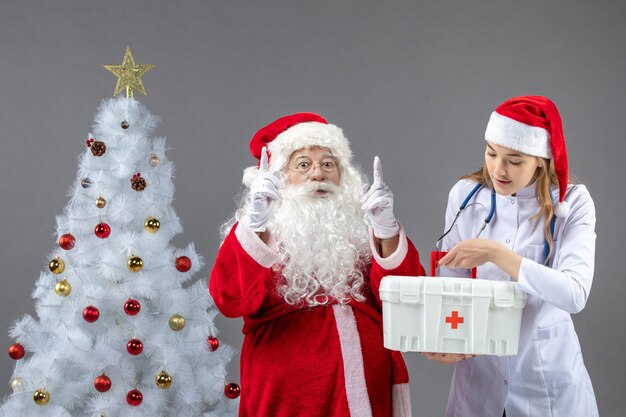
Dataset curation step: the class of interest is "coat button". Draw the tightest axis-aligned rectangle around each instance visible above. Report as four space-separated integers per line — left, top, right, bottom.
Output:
506 239 511 243
504 379 509 386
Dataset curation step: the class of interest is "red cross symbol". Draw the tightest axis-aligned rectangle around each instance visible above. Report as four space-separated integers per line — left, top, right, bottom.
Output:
445 311 464 329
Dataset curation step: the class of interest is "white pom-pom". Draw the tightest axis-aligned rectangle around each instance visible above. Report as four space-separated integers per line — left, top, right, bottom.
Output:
242 166 259 187
554 200 570 217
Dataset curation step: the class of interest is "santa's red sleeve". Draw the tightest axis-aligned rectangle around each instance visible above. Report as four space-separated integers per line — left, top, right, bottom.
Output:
368 223 426 305
209 222 280 318
368 224 425 417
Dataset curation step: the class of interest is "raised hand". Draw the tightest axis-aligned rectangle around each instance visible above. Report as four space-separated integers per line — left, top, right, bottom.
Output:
243 147 283 232
361 156 400 239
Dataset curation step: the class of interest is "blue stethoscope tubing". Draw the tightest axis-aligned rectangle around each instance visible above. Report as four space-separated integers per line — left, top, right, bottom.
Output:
436 183 555 265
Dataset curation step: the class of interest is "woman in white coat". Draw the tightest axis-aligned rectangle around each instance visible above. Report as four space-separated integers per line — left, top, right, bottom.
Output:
424 96 599 417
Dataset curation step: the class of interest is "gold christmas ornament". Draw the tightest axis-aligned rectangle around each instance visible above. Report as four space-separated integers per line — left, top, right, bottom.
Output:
96 196 107 208
103 47 154 98
149 153 160 167
155 370 173 389
144 217 160 233
168 314 186 331
49 258 65 274
54 279 72 297
33 389 50 406
10 377 24 392
127 256 144 272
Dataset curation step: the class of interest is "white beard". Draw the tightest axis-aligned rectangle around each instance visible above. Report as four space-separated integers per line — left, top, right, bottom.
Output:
269 181 372 307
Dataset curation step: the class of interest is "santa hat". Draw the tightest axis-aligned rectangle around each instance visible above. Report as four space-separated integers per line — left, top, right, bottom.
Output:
242 112 353 186
484 95 570 216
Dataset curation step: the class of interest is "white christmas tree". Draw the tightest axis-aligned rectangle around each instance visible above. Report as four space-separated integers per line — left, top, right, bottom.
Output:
1 48 239 417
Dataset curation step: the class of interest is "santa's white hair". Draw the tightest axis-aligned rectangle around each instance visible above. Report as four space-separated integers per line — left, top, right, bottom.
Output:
221 159 372 307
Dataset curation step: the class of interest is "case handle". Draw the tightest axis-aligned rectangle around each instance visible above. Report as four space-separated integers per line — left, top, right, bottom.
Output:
430 251 476 278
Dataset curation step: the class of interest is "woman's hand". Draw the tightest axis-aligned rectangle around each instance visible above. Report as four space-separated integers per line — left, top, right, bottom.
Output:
421 352 475 365
437 238 523 280
437 238 496 269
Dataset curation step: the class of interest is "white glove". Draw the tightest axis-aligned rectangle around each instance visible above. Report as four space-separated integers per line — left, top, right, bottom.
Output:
361 156 400 239
243 147 283 232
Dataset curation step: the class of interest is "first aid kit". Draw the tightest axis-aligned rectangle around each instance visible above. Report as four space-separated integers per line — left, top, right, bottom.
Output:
379 275 527 355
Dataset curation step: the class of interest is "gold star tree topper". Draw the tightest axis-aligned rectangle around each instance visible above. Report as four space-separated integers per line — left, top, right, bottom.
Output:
104 47 154 98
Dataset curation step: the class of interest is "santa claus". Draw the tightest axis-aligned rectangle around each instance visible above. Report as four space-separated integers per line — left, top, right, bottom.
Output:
210 113 425 417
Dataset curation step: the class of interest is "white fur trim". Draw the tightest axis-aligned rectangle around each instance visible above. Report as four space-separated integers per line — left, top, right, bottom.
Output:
234 222 280 268
392 383 412 417
554 200 570 217
242 165 259 187
333 304 373 417
485 112 552 158
267 121 352 172
369 223 408 270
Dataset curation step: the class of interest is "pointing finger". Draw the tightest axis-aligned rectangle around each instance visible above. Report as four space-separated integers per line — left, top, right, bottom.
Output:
373 156 383 185
437 251 454 266
259 146 269 173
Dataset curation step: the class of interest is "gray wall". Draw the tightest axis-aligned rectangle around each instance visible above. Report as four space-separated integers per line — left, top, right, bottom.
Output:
1 1 624 416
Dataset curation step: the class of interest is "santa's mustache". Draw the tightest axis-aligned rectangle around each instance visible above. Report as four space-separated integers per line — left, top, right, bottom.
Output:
287 181 341 196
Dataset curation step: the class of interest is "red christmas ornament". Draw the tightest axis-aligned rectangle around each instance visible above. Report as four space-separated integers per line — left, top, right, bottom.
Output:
175 256 192 272
94 374 112 392
124 299 141 316
8 343 25 360
94 222 111 239
224 382 241 399
83 305 100 323
126 339 143 355
207 336 219 352
58 233 76 250
126 389 143 406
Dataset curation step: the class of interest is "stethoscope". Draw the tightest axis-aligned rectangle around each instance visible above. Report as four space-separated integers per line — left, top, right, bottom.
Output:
435 183 555 265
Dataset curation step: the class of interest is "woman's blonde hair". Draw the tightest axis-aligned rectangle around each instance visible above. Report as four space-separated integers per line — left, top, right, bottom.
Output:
462 158 559 264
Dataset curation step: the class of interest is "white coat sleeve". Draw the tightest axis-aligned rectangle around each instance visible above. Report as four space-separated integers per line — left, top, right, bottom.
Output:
517 185 596 314
438 181 473 278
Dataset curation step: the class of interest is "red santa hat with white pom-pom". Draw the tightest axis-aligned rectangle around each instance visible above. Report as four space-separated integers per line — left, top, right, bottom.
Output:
485 95 570 217
242 112 353 186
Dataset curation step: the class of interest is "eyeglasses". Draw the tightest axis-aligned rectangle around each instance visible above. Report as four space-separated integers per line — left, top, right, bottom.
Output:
290 159 339 175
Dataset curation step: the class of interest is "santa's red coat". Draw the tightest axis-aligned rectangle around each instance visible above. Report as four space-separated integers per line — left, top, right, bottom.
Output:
210 222 425 417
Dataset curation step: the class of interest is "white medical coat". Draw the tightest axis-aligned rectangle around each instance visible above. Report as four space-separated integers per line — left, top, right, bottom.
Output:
439 179 599 417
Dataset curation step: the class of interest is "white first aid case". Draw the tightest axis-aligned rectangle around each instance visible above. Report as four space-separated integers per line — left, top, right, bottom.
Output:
379 276 527 356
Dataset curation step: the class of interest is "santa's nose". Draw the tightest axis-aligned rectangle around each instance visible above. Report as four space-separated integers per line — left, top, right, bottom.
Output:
307 165 326 181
